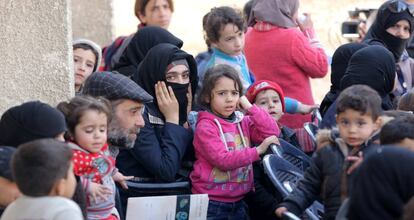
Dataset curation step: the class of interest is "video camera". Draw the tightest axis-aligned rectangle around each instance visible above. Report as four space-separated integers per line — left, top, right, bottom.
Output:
341 8 376 40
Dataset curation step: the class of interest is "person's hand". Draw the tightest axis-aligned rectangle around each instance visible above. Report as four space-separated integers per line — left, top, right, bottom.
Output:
238 96 253 111
112 171 134 190
297 103 319 114
275 207 288 218
346 151 363 174
0 177 21 206
297 13 314 32
357 22 367 43
155 81 179 124
89 182 112 203
256 135 279 155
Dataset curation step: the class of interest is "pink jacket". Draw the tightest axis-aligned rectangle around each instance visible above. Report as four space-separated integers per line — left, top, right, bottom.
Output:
190 105 280 202
245 25 328 128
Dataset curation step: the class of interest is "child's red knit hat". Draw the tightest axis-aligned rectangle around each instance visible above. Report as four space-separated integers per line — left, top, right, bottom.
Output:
245 80 285 112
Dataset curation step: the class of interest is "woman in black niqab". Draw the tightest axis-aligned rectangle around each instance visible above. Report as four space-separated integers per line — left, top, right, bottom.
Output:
134 43 198 125
341 45 396 110
113 26 183 77
320 45 396 128
320 43 368 116
364 1 414 61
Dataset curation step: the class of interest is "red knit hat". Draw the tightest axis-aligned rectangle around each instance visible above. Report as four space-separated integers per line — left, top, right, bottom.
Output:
245 80 285 112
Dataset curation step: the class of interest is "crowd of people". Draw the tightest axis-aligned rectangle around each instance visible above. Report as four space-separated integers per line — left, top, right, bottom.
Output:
1 0 414 219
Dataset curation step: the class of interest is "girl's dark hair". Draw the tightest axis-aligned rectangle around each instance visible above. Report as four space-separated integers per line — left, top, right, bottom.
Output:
73 43 99 69
398 91 414 112
197 64 243 108
57 95 112 138
205 6 246 43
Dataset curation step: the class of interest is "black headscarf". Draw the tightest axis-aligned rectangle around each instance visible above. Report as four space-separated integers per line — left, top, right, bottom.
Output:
331 43 369 92
364 1 414 61
0 101 67 147
133 43 198 125
347 146 414 220
341 45 396 109
113 26 183 77
320 43 368 116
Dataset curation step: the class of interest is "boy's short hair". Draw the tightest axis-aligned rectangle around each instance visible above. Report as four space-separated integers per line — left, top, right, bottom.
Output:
12 139 73 197
205 6 245 43
336 85 382 120
380 114 414 145
134 0 174 20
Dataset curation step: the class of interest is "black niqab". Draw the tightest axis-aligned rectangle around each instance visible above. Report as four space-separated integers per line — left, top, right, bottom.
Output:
113 26 183 77
331 43 369 92
0 101 67 147
364 1 414 61
320 43 368 116
133 43 198 125
340 45 396 99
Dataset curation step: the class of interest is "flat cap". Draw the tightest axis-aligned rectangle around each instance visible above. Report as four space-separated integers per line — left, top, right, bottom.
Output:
82 71 153 103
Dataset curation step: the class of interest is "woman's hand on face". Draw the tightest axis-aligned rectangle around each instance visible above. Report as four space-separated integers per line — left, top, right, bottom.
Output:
155 81 179 124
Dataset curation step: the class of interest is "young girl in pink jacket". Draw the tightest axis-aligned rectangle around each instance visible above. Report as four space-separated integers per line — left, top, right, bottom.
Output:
190 64 279 219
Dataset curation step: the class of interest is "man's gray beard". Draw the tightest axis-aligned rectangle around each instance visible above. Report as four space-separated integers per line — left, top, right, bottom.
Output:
107 118 138 150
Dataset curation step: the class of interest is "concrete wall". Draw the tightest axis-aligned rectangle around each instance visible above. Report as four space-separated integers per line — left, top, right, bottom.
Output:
0 0 73 114
72 0 114 47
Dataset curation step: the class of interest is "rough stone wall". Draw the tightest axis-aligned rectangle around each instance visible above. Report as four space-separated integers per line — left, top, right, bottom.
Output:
71 0 114 47
0 0 73 114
